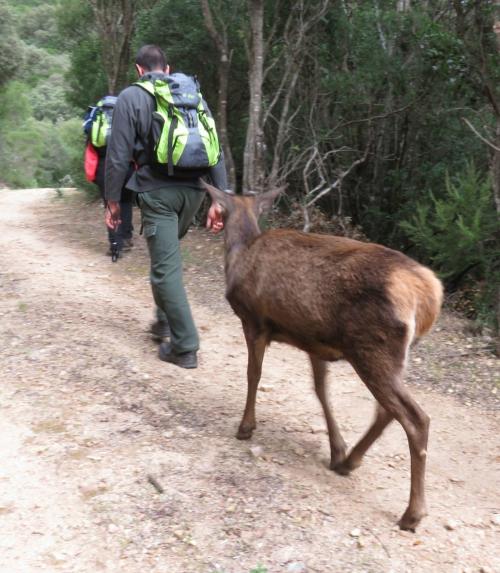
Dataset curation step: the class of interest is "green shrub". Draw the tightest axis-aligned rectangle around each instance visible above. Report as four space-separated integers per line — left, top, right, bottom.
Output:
0 82 39 186
0 79 87 189
0 0 23 88
401 162 499 323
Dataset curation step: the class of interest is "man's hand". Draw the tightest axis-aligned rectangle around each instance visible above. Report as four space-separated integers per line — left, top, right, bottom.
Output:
206 201 224 233
105 200 121 231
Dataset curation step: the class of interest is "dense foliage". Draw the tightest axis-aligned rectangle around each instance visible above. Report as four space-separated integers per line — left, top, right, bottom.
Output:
0 0 498 330
401 164 499 322
0 0 80 188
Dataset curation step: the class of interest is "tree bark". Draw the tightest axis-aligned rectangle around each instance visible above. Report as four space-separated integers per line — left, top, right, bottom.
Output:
88 0 136 95
243 0 265 193
266 0 330 190
493 1 500 354
493 3 500 215
200 0 237 191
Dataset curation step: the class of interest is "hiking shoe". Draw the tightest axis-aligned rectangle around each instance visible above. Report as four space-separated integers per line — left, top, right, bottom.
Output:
106 246 121 259
159 342 197 369
151 320 171 340
122 238 134 251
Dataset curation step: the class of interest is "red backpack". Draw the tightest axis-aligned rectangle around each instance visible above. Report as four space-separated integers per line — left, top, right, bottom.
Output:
84 142 99 182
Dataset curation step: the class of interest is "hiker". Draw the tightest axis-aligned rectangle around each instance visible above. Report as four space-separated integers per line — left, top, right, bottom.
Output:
84 96 135 260
104 44 226 369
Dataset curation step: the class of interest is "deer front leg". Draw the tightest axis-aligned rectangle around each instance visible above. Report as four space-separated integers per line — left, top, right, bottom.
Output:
309 355 347 468
237 323 267 440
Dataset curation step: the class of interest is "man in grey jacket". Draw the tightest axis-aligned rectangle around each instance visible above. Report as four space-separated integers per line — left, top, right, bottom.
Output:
105 44 226 369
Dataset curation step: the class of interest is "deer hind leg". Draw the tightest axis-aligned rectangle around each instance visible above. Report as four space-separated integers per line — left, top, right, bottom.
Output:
390 386 430 531
237 322 267 440
333 402 393 476
351 360 430 531
310 355 347 468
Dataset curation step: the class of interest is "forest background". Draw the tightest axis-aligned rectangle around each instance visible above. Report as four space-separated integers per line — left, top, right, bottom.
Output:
0 0 498 348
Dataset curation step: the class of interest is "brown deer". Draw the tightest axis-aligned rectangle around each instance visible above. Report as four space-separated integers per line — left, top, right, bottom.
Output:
201 181 443 531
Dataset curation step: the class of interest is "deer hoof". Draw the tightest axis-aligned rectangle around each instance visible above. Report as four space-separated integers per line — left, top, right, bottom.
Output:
331 452 359 475
331 460 352 475
397 508 426 532
236 425 255 440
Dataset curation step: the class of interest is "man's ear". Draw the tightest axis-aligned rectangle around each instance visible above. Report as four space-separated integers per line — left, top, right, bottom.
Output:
135 64 144 77
255 187 284 216
199 179 235 213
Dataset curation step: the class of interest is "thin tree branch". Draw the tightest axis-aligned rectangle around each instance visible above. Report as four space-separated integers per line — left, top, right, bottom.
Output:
462 117 500 151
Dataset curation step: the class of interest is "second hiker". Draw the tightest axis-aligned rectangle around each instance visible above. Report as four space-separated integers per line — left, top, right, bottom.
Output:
84 95 135 260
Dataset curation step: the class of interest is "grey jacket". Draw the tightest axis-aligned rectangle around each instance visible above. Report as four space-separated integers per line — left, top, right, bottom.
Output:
104 72 228 202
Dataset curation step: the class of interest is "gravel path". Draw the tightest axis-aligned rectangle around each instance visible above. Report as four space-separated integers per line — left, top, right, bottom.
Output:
0 188 498 573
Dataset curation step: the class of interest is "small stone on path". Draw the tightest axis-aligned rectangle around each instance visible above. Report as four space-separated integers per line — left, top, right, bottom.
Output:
250 445 264 458
287 562 307 573
444 519 459 531
491 513 500 526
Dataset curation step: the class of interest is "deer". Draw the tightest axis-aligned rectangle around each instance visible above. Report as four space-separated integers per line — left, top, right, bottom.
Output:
201 180 443 531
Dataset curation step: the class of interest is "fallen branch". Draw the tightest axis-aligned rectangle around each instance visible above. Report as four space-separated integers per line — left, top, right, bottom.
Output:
147 474 164 494
366 527 392 559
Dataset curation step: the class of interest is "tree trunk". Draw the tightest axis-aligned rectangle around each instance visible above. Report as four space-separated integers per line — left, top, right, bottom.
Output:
89 0 136 95
200 0 237 191
493 3 500 215
265 0 330 190
494 120 500 355
493 2 500 354
216 57 237 190
243 0 265 193
397 0 410 12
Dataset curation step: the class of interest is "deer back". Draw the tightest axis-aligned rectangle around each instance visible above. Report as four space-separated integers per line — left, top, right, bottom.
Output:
225 229 442 361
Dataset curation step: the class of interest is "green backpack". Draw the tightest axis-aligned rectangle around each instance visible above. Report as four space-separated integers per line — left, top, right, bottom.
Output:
88 95 117 148
135 73 221 176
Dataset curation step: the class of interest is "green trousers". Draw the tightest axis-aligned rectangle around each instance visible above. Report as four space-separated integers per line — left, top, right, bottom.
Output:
138 186 205 353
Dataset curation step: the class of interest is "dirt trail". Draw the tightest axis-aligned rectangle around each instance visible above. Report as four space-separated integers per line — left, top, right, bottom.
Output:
0 188 498 573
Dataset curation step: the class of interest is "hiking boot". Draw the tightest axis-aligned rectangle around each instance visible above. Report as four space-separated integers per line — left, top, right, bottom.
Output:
122 238 134 251
150 320 171 340
159 342 197 369
106 246 121 259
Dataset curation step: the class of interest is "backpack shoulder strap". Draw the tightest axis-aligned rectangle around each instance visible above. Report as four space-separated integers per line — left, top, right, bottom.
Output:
134 80 155 96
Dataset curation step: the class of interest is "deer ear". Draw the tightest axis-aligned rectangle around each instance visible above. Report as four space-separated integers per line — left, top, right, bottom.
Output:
199 179 235 212
255 187 284 215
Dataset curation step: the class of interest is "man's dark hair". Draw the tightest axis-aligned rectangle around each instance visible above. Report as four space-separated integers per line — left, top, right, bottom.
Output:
135 45 168 72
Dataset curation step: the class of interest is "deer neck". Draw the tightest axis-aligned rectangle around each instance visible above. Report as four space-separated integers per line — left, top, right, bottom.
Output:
224 210 261 278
